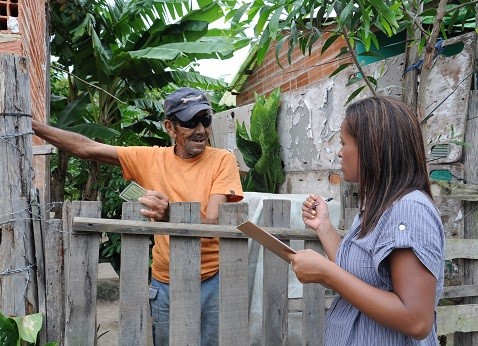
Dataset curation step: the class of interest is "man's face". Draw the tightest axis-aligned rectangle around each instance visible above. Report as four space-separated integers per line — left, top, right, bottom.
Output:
165 111 213 159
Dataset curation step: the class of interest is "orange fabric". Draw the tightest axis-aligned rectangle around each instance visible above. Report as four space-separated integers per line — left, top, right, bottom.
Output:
117 145 243 283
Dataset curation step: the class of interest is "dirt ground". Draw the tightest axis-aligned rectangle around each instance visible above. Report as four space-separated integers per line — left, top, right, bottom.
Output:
96 263 153 346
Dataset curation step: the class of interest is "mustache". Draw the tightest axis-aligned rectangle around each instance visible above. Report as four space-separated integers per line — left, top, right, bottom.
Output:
189 135 207 141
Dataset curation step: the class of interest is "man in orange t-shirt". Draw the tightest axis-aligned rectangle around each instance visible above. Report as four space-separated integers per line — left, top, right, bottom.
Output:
32 87 244 345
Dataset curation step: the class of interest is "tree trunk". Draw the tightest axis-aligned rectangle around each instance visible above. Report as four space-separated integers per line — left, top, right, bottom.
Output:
401 2 423 111
82 160 100 201
51 149 69 218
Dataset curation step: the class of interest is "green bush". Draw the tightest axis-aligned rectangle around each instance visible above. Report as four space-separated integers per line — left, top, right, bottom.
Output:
236 88 285 193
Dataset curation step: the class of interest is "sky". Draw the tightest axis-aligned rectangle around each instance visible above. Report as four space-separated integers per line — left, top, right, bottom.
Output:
196 46 250 83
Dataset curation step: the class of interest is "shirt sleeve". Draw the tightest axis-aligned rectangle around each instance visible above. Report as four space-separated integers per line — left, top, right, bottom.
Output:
373 196 444 281
210 151 244 202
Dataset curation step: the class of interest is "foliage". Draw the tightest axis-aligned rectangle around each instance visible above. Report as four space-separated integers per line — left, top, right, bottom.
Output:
49 0 250 267
236 88 285 192
49 0 250 200
0 312 56 346
221 0 477 103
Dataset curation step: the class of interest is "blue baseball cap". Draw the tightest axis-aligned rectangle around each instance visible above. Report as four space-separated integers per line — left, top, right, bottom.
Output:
164 87 212 121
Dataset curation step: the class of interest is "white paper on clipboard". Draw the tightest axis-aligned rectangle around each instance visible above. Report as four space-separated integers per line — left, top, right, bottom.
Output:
237 221 296 263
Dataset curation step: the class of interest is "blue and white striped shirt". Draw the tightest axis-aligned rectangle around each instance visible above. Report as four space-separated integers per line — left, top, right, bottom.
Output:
325 190 444 345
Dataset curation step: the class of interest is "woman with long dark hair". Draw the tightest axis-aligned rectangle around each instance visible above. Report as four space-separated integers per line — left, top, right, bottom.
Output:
288 96 444 345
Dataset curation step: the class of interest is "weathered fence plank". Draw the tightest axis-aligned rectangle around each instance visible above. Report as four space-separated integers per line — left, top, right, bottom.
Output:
445 238 478 260
303 239 326 346
169 202 201 345
437 304 478 335
0 53 36 317
43 218 65 343
458 88 478 345
119 202 150 345
63 201 101 345
262 199 291 345
31 189 46 343
218 202 249 345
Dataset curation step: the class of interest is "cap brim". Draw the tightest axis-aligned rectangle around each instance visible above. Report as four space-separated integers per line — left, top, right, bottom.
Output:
175 103 212 121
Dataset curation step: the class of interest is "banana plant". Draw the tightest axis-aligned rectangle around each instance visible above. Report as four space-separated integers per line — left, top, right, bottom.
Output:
49 0 250 203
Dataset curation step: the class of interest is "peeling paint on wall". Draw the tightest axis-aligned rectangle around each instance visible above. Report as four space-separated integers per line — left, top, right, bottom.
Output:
213 32 474 198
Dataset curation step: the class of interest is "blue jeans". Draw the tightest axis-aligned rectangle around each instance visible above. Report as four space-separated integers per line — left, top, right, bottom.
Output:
149 273 219 346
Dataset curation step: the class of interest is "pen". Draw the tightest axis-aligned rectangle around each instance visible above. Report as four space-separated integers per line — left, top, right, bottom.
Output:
311 197 333 209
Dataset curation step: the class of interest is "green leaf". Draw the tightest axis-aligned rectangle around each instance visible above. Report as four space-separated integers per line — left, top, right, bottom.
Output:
329 63 352 77
11 313 43 344
68 123 120 140
345 85 366 105
56 92 91 129
255 6 274 36
367 0 399 29
0 312 19 346
268 7 283 41
321 34 340 54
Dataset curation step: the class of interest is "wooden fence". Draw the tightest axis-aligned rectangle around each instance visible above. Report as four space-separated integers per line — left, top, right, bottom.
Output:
41 199 326 345
35 196 478 345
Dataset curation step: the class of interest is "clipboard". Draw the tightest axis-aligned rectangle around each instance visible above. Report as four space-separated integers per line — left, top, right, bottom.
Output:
237 221 296 263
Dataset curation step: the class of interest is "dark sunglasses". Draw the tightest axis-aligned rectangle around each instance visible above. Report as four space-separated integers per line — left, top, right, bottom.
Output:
171 113 212 129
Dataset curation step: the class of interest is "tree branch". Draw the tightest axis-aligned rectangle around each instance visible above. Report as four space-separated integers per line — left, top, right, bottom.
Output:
417 0 448 123
444 0 478 15
342 27 377 96
401 4 429 39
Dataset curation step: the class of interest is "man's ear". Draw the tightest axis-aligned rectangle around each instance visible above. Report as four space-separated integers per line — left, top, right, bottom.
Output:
163 119 176 137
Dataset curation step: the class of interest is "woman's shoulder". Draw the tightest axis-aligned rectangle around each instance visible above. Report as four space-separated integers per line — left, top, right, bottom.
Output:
395 190 437 212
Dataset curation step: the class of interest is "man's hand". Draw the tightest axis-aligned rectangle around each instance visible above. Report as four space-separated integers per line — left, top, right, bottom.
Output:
138 191 170 221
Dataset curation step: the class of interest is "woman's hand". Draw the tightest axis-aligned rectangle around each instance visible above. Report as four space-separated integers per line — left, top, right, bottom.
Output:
138 190 170 221
302 194 331 232
288 249 332 284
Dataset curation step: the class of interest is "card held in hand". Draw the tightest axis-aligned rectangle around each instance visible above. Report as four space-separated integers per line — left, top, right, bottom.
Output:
237 221 296 263
119 182 147 202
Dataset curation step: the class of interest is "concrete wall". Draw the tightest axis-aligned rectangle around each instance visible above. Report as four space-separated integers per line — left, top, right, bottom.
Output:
211 32 475 235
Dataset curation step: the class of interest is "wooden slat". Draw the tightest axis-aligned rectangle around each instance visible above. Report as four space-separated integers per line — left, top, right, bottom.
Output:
445 238 478 260
73 216 318 240
64 201 101 346
262 200 291 345
44 219 65 343
169 202 201 345
302 239 326 345
460 88 478 345
32 144 56 155
430 180 478 201
437 304 478 335
442 284 478 299
119 202 150 345
218 203 249 345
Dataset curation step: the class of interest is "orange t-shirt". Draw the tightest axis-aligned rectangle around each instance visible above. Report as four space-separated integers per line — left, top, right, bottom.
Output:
117 145 243 283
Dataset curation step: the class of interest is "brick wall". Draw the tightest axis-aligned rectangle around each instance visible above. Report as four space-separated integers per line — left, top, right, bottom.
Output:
236 33 351 106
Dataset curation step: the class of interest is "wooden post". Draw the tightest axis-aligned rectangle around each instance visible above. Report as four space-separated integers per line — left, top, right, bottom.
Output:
63 201 101 345
169 202 201 345
262 199 291 345
339 181 359 235
457 89 478 345
218 202 249 345
0 53 37 316
119 202 150 345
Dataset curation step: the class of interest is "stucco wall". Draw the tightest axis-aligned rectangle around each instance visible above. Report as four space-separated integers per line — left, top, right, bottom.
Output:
211 32 474 234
